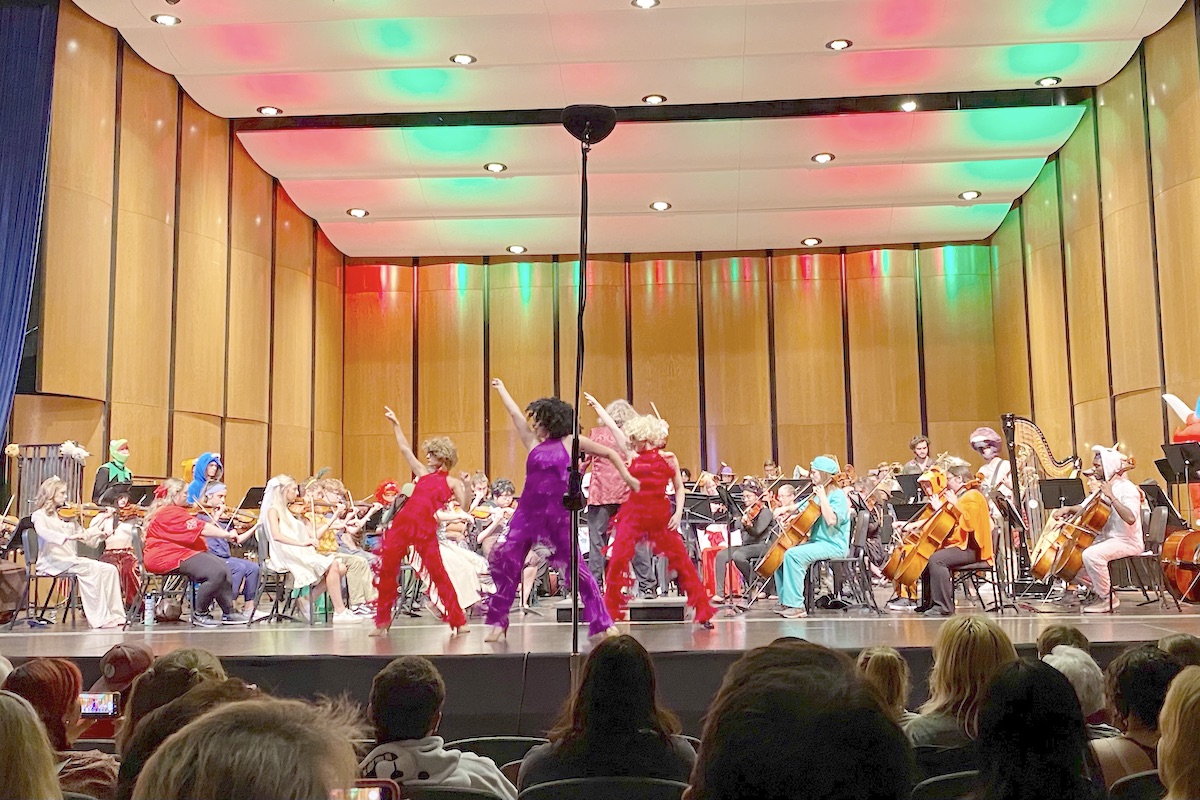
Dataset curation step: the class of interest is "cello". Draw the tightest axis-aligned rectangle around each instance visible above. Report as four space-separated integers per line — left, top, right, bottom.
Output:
884 478 980 588
754 490 820 579
1029 492 1108 582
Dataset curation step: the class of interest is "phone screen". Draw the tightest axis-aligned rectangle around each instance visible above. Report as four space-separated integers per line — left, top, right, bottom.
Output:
79 691 120 718
334 780 398 800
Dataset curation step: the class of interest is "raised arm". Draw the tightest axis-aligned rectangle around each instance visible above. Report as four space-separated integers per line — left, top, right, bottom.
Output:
385 405 429 476
584 391 629 455
491 378 536 451
579 435 640 492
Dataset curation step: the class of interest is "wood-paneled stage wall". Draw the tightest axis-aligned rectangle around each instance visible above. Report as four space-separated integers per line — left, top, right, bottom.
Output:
342 245 999 497
12 1 344 503
990 0 1200 485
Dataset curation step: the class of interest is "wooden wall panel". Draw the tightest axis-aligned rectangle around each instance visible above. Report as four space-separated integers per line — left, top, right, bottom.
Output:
171 412 221 482
269 188 314 479
314 231 344 478
1116 389 1170 486
920 244 999 457
226 142 273 423
417 260 485 474
847 248 920 467
559 257 626 414
343 263 413 496
487 257 555 487
173 97 229 419
702 252 771 475
110 47 177 477
39 1 116 401
313 431 343 483
630 254 701 474
224 419 268 500
990 209 1032 418
10 395 106 503
1022 160 1073 455
1057 103 1114 452
773 252 847 469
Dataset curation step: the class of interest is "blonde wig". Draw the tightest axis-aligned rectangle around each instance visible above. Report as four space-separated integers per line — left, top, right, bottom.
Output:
423 436 458 469
624 415 669 449
1159 665 1200 800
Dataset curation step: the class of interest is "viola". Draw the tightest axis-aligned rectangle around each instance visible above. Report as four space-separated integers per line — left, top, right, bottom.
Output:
1161 528 1200 603
884 479 981 587
755 490 821 579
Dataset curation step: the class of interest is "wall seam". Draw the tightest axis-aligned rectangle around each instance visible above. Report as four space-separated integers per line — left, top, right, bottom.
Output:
695 251 708 470
1088 96 1118 444
165 83 183 474
840 248 854 463
914 244 928 435
765 249 779 463
265 179 278 472
1052 155 1079 452
482 256 491 476
102 40 124 457
1015 199 1037 419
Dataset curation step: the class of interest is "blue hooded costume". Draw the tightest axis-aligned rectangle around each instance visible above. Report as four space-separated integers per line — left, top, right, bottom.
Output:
186 452 224 503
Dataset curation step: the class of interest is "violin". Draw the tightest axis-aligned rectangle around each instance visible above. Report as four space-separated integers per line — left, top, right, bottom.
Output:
884 479 981 587
117 504 147 521
57 503 103 521
741 499 765 529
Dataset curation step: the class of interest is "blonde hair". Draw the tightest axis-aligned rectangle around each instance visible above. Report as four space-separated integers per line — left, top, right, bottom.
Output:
131 697 364 800
920 615 1017 738
624 415 669 448
423 437 458 469
0 691 63 800
856 646 911 723
34 476 66 514
604 399 638 426
1160 665 1200 800
145 477 188 523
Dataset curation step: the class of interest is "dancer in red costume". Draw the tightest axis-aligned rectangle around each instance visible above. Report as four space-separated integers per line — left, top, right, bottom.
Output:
371 406 469 636
1165 394 1200 518
587 397 715 629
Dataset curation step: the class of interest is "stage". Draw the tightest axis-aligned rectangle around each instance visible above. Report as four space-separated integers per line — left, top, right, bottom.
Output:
4 594 1199 741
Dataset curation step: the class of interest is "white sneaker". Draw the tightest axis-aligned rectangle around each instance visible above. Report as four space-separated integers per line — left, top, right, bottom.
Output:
332 611 362 624
1083 596 1118 613
886 599 916 612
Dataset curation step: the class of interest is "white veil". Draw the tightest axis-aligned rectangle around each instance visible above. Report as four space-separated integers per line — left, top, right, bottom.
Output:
259 475 296 570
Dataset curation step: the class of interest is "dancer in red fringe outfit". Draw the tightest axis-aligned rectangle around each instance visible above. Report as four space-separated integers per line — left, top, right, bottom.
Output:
587 396 715 630
371 406 469 637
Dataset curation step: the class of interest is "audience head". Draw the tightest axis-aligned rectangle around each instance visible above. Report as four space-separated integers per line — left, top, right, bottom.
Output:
1104 644 1182 733
116 648 225 753
1036 624 1089 658
3 656 83 751
1158 633 1200 667
369 656 445 744
0 690 62 800
92 641 154 695
132 697 363 800
116 678 260 800
1041 645 1106 719
921 615 1018 739
549 634 679 746
976 659 1092 800
856 646 912 723
0 655 11 685
1158 666 1200 800
688 640 912 800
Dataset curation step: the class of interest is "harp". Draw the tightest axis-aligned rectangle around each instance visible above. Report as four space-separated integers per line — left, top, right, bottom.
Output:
1001 414 1081 579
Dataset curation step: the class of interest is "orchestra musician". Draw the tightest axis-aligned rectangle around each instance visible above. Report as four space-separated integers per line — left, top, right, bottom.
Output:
185 453 224 504
1058 445 1143 613
86 493 141 608
92 439 132 504
763 460 782 481
913 464 994 617
195 482 262 620
774 455 852 619
902 435 935 475
711 477 774 603
971 427 1013 502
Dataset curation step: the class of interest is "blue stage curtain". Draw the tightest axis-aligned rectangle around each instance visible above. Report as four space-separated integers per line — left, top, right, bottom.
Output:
0 0 59 433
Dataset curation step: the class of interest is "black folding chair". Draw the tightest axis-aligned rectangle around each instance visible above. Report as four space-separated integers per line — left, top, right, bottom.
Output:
517 777 688 800
910 770 978 800
1109 770 1165 800
444 736 548 767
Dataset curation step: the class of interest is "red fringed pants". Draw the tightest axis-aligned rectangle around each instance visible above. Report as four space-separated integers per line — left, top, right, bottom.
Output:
604 524 714 624
374 525 466 630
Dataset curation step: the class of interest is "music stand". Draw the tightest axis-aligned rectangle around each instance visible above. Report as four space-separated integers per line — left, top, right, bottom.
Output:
1038 478 1085 511
682 493 718 525
1163 443 1200 523
235 487 266 517
767 478 809 496
895 474 923 503
715 484 746 518
1141 480 1188 530
124 486 157 507
892 502 927 524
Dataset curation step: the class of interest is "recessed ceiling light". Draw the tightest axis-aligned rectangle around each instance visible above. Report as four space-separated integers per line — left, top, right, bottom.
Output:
507 245 527 255
1036 76 1062 87
802 237 822 247
825 39 853 51
150 14 181 26
642 94 667 105
346 208 369 218
900 100 918 112
958 190 982 201
256 106 282 116
650 201 672 211
484 162 507 173
450 54 477 65
632 0 660 7
811 152 835 164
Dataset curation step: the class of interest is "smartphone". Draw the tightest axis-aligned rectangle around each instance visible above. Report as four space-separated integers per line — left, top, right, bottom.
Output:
79 691 120 718
335 780 400 800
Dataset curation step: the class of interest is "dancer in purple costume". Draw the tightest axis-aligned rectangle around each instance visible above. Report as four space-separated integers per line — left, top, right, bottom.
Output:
484 379 639 643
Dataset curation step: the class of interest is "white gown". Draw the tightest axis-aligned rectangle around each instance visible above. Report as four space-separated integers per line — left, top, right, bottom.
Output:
263 507 335 587
31 509 125 628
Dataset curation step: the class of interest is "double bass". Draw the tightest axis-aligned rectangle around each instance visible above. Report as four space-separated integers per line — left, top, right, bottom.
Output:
884 479 980 588
1161 528 1200 603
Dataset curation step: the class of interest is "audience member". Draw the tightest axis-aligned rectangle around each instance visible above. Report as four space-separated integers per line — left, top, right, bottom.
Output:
975 660 1104 800
0 654 12 684
1042 645 1119 739
3 657 119 800
361 656 516 799
1157 632 1200 667
115 678 260 800
907 615 1017 748
519 634 695 791
1037 624 1090 658
131 697 364 800
1158 665 1200 800
0 689 63 800
856 646 918 725
87 641 154 740
115 647 225 753
1090 644 1182 788
686 639 913 800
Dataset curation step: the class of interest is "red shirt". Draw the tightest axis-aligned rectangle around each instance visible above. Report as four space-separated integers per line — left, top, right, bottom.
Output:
585 427 630 506
144 505 206 573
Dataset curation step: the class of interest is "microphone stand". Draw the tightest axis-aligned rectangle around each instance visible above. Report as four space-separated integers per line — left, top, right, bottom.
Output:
563 128 593 688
